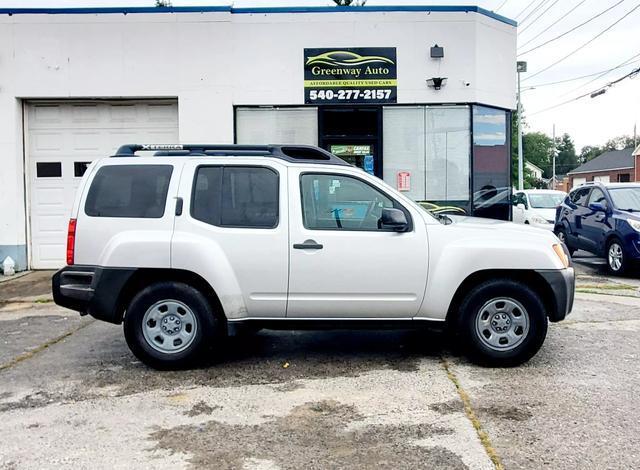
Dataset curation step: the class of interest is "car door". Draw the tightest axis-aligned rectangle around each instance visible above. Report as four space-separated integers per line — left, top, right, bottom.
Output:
286 168 429 319
512 192 527 223
172 161 289 318
581 187 612 254
565 187 591 249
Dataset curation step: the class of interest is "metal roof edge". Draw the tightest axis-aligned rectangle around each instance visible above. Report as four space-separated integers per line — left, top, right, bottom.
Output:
0 5 517 26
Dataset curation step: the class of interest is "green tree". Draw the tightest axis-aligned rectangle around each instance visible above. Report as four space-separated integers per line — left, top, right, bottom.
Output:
579 145 602 163
523 132 553 178
555 133 579 175
603 135 636 151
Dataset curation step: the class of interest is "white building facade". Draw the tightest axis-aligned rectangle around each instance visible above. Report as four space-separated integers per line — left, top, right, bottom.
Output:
0 5 516 270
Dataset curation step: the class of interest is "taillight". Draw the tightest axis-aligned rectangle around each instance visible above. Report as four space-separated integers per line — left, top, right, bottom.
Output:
66 218 77 265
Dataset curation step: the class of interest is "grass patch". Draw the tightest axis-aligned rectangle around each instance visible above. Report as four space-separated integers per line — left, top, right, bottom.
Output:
441 357 504 470
576 283 636 291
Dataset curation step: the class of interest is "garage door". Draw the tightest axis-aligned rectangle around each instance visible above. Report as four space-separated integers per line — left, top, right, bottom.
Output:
572 177 587 187
26 100 179 269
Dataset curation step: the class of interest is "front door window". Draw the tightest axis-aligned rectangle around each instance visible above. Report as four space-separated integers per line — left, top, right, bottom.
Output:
300 173 405 231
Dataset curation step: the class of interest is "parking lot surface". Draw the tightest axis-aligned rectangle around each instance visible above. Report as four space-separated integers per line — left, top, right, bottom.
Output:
1 266 639 469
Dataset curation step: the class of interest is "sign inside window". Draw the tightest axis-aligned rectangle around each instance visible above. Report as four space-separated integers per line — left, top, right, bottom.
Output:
397 172 411 192
304 48 397 104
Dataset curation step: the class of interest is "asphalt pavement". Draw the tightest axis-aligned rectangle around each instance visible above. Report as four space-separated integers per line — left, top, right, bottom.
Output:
0 268 639 469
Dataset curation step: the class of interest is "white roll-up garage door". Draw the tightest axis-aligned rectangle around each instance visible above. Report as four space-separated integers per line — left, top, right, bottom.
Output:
26 100 179 269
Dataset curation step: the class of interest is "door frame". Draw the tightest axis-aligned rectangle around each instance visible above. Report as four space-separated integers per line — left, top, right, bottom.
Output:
318 106 383 178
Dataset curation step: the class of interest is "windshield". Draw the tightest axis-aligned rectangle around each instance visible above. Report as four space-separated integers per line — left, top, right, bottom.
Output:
528 193 565 209
609 187 640 211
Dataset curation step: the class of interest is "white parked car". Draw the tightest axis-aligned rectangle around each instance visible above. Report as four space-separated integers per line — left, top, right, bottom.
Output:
53 144 574 369
512 189 567 229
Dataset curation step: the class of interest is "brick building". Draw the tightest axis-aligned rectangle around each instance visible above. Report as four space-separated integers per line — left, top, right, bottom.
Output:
567 146 640 189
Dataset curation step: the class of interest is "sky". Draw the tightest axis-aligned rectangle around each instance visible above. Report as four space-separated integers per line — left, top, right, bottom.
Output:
1 0 639 152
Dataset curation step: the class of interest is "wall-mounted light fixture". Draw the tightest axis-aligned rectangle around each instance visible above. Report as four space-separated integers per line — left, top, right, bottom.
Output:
430 44 444 59
426 77 447 90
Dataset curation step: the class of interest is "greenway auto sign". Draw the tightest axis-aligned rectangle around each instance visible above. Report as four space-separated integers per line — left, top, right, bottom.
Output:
304 48 397 104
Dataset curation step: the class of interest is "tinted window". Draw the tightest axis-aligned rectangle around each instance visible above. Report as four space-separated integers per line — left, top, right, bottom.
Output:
587 188 608 208
192 166 278 228
85 165 172 218
571 188 590 206
300 173 405 231
36 162 62 178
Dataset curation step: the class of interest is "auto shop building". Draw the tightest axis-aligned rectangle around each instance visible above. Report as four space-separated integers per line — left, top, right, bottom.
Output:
0 5 516 270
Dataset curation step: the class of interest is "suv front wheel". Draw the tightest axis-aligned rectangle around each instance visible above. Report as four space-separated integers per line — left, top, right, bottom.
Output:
607 238 626 275
458 279 548 367
124 281 222 369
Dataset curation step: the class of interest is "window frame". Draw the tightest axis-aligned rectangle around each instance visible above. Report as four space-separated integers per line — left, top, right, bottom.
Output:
190 164 280 230
298 171 413 232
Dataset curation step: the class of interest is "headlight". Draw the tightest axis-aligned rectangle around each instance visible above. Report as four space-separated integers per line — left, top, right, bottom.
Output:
531 215 549 225
628 219 640 232
552 243 570 268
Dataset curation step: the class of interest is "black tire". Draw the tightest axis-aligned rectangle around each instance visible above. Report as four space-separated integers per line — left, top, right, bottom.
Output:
606 237 627 275
124 281 223 370
457 279 548 367
555 228 575 256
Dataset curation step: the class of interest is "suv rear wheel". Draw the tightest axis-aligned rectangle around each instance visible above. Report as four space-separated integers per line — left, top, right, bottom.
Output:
124 281 223 369
458 279 548 367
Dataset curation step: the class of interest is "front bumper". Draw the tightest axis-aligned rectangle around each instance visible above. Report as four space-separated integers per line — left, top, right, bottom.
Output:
52 266 136 324
536 267 575 322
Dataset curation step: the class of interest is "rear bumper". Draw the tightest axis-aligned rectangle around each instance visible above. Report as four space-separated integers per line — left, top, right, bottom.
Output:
536 267 575 322
52 266 136 324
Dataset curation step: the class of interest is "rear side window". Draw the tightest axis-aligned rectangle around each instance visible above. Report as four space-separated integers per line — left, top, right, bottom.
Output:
85 165 173 218
570 188 590 206
191 166 279 228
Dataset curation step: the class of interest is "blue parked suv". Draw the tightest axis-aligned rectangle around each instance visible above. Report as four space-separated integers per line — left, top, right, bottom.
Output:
555 182 640 274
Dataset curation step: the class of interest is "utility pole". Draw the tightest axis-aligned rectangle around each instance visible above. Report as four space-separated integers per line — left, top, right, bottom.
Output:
517 61 527 190
552 124 556 190
634 122 637 148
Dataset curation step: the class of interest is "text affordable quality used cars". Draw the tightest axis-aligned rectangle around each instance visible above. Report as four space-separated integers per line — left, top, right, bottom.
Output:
304 48 397 104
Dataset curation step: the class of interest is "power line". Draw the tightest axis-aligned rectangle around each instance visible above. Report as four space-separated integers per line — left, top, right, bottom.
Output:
560 50 640 95
519 0 625 56
495 0 509 12
523 2 640 81
519 0 560 34
528 66 640 115
526 55 640 88
517 0 588 51
520 0 553 25
515 0 539 19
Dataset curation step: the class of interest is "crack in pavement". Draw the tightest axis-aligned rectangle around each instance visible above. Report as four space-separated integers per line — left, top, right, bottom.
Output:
0 319 95 372
441 357 504 470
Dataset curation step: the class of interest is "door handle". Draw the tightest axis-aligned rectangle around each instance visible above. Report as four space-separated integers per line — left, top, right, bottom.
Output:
293 239 323 250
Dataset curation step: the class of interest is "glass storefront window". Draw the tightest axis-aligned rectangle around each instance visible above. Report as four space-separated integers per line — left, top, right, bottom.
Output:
472 105 511 221
383 105 470 212
425 106 470 207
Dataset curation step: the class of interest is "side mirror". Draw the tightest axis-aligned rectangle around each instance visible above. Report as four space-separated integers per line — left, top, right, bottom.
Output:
379 208 409 232
589 202 606 212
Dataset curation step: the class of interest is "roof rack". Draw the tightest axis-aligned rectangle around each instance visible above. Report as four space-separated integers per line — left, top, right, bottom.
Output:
112 144 351 167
